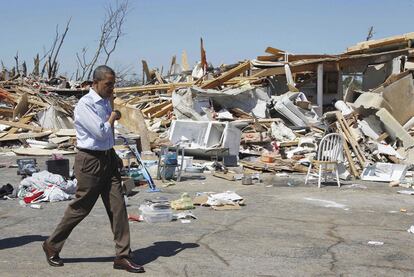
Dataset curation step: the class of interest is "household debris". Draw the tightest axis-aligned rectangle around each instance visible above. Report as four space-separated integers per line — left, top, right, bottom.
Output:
367 241 384 246
139 197 173 223
171 193 194 210
407 225 414 234
1 32 414 187
18 170 76 204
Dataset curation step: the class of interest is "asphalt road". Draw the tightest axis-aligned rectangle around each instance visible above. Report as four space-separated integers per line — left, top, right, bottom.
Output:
1 155 414 276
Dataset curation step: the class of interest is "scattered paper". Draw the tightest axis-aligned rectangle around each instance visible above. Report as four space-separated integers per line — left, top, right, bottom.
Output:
397 190 414 195
174 211 197 220
206 191 243 206
368 241 384 246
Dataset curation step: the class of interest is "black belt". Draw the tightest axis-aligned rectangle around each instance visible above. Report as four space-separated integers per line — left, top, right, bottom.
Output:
78 148 113 156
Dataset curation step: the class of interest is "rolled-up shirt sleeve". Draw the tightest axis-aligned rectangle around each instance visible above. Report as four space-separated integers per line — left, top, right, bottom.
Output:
75 101 112 141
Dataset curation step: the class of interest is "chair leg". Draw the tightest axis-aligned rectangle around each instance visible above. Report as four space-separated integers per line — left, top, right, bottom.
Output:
177 147 184 182
305 164 312 185
324 165 328 183
318 165 322 188
335 165 341 188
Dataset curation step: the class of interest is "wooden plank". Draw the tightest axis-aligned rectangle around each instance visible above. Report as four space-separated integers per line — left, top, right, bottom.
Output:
13 92 29 118
343 140 359 177
368 37 406 49
336 122 358 177
0 107 13 117
8 93 49 108
265 47 285 55
346 32 414 53
0 119 49 132
287 54 337 62
6 116 33 135
257 55 280 62
279 141 299 147
168 55 176 76
200 61 251 89
115 82 194 94
252 67 285 78
12 147 75 156
182 50 189 71
213 171 236 181
141 101 171 116
114 99 151 151
142 60 151 83
151 103 173 118
0 131 53 142
55 129 76 136
336 112 365 168
230 108 253 119
154 71 165 84
114 76 259 94
376 132 389 142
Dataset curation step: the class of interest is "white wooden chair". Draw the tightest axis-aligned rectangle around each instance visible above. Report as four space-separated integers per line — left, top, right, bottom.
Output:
305 133 343 188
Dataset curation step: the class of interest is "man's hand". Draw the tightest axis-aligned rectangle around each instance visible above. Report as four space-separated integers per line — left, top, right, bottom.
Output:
108 110 122 126
113 110 122 120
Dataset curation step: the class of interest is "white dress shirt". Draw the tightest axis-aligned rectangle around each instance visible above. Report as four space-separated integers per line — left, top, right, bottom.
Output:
74 88 114 151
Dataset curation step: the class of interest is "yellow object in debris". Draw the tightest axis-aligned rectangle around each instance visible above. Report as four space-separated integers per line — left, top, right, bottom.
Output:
171 193 194 210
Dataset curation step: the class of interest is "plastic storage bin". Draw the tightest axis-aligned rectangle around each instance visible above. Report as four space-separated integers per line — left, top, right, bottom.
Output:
139 204 173 223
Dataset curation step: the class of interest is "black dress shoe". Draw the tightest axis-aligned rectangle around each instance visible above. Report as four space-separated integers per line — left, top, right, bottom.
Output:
42 241 64 267
113 257 145 273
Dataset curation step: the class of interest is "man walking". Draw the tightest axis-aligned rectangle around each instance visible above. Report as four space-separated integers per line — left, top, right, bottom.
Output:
42 65 145 273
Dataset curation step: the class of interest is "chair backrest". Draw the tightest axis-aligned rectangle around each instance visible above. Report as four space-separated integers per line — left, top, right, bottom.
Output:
317 133 343 162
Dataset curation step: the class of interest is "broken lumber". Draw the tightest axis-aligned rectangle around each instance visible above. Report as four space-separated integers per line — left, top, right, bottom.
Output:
200 61 251 89
141 101 171 117
0 119 49 132
151 103 173 118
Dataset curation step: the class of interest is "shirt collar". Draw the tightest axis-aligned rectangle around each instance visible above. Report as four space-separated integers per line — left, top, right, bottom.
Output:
89 88 105 103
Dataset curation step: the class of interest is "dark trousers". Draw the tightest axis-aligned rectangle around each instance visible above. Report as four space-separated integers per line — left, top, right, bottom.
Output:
46 149 130 257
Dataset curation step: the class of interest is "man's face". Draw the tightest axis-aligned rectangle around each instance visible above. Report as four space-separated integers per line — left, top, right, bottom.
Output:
94 73 115 99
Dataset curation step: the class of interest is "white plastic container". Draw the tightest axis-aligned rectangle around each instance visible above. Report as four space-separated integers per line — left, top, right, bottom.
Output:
178 156 193 169
139 204 173 223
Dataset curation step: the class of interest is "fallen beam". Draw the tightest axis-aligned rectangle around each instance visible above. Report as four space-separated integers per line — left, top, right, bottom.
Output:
201 61 251 89
114 77 259 94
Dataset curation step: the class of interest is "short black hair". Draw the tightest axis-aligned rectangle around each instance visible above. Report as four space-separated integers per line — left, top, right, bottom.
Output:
93 65 115 82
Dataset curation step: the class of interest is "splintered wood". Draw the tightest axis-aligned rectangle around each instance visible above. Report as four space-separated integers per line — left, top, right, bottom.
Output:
335 112 365 177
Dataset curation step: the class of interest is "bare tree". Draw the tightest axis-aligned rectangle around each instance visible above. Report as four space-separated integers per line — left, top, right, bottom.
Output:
22 61 27 77
14 51 19 74
33 54 40 76
40 18 71 79
76 0 129 81
76 47 90 81
102 0 128 65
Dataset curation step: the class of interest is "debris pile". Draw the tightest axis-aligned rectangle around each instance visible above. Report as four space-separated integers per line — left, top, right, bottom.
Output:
2 32 414 183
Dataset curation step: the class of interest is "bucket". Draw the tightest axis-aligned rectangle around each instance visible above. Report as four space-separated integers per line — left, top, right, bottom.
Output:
242 174 253 185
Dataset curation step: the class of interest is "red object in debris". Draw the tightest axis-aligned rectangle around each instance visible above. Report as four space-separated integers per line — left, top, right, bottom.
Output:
128 214 143 222
23 190 44 204
0 88 15 103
